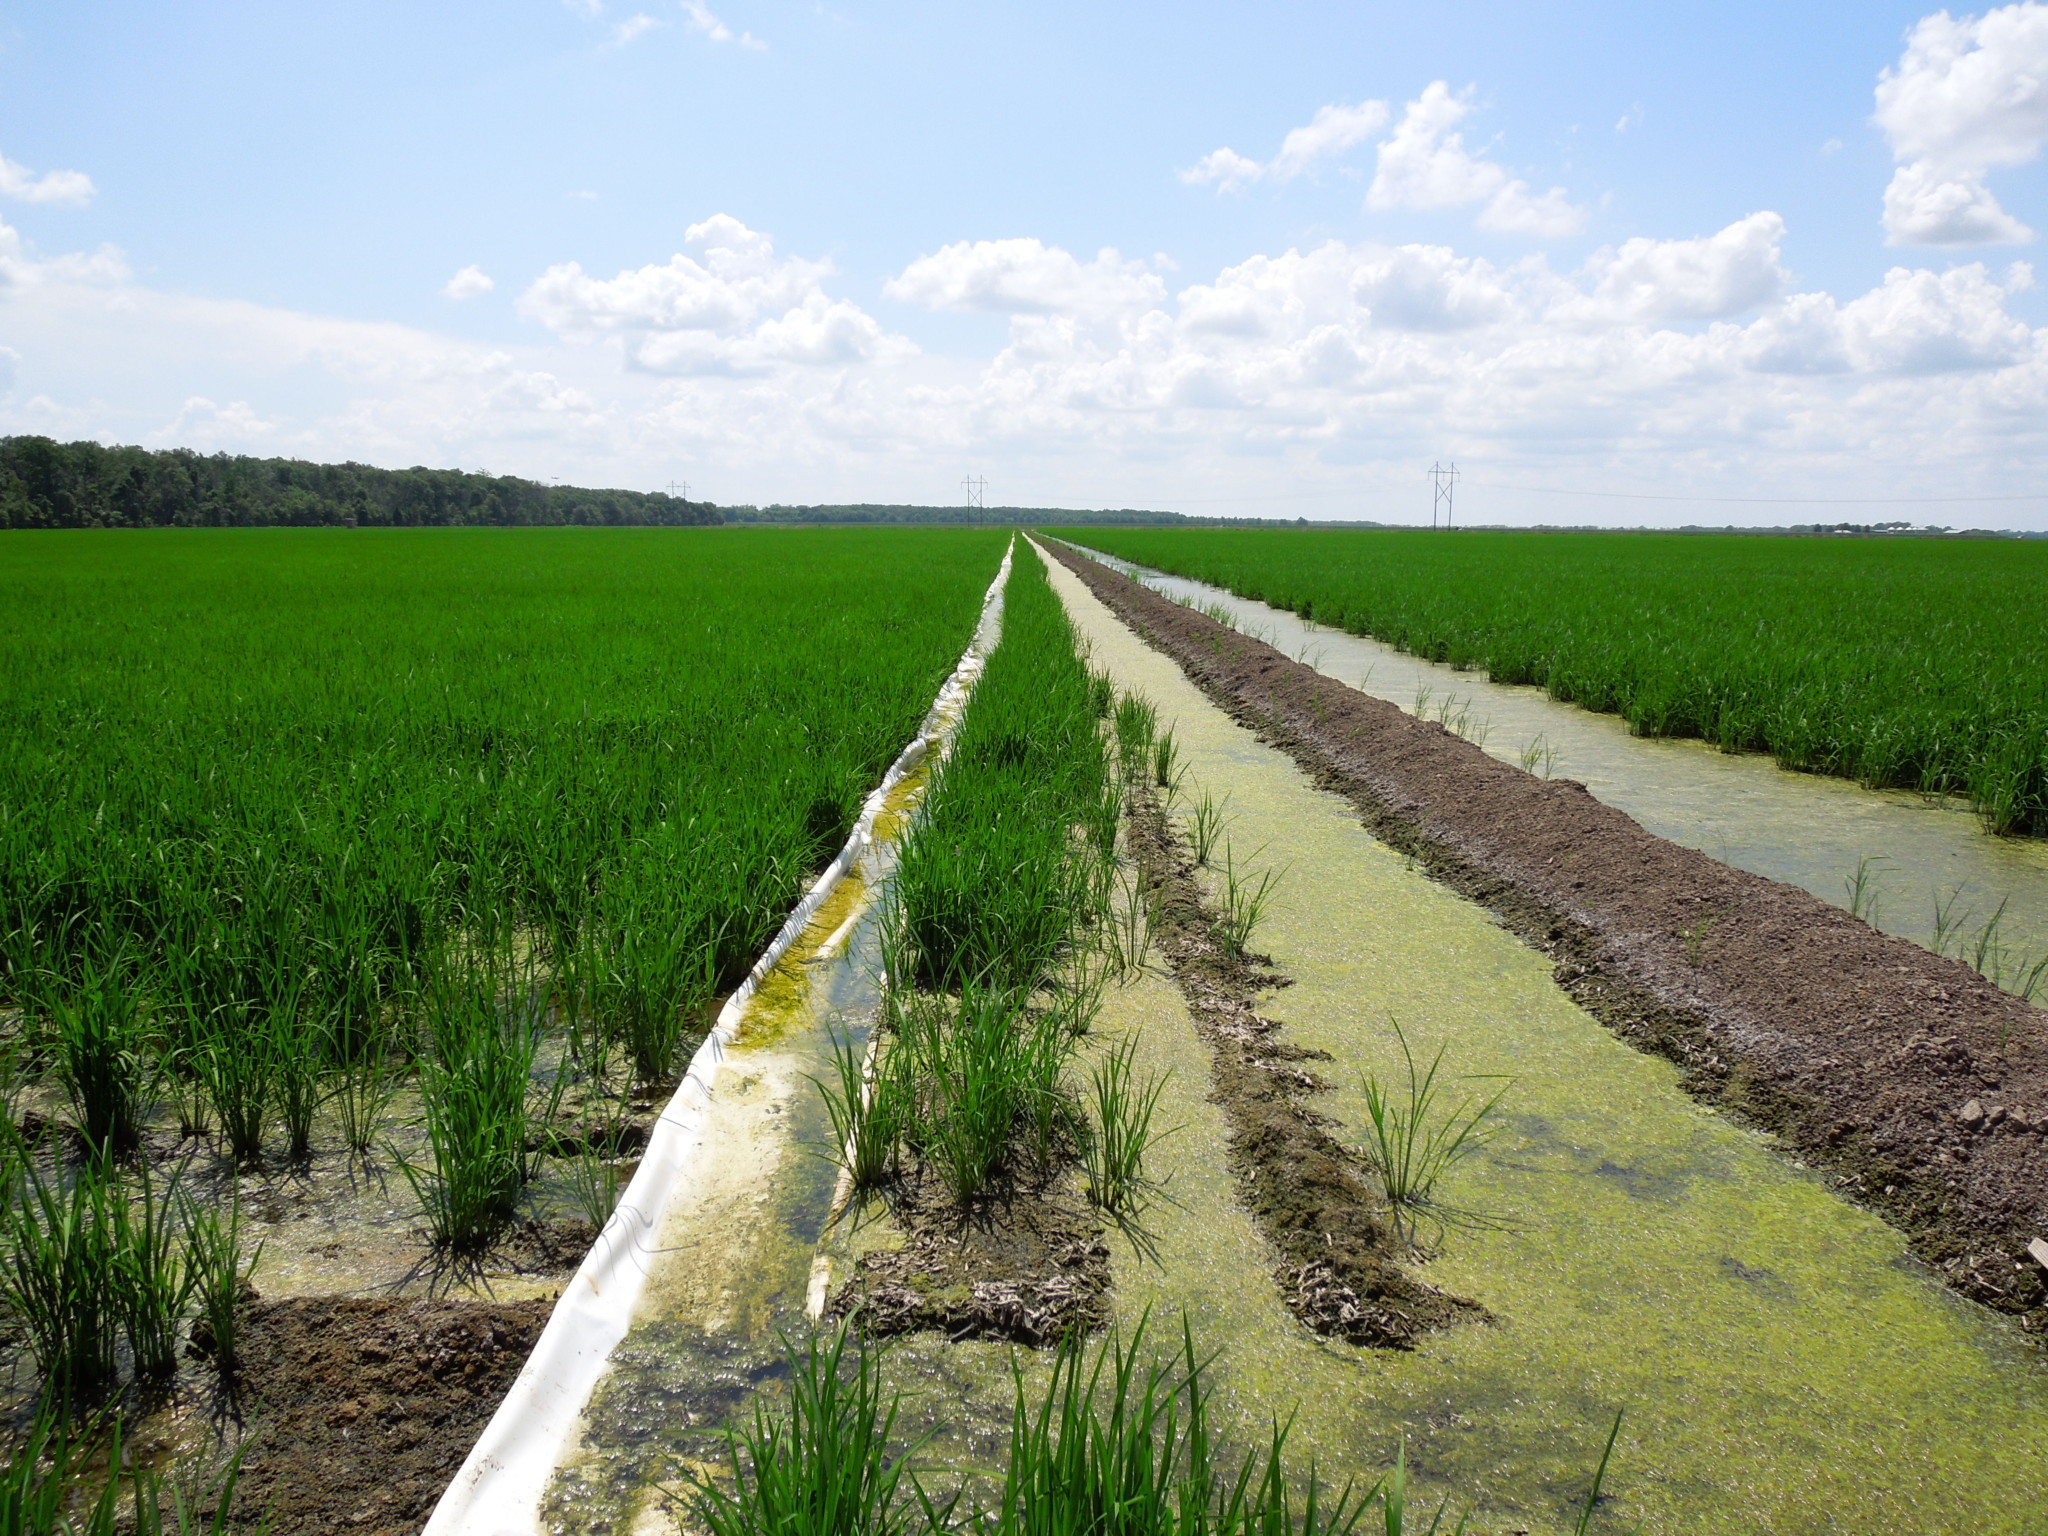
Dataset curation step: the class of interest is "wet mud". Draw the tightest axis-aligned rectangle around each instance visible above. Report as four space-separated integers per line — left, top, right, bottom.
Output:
1120 781 1481 1346
830 1162 1111 1344
1045 538 2048 1326
232 1295 551 1535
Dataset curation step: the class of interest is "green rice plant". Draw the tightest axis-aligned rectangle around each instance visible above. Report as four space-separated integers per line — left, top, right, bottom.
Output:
0 1149 121 1410
1057 527 2048 837
49 952 158 1158
995 1316 1374 1536
1356 1022 1508 1243
897 544 1110 991
332 1044 403 1160
1184 789 1231 868
111 1159 193 1386
396 963 544 1254
1214 844 1281 960
1377 1439 1469 1536
1115 694 1160 782
1079 1037 1170 1217
0 1413 94 1534
1151 728 1184 799
1099 869 1156 981
674 1324 947 1536
1844 856 1890 926
565 1141 623 1230
818 1027 905 1199
181 1180 261 1383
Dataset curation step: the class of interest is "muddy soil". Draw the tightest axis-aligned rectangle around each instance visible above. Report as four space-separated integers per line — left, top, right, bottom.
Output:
830 1163 1110 1344
1120 782 1482 1346
1046 540 2048 1325
227 1295 550 1535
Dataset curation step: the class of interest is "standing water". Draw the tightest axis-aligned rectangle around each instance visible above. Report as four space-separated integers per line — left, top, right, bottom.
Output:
1067 543 2048 989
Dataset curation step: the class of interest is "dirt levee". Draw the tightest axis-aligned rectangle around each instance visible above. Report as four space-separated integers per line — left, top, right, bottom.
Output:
1045 538 2048 1325
233 1296 548 1535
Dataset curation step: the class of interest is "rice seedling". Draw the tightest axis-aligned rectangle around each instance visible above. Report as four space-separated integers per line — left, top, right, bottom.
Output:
565 1141 624 1230
395 962 545 1254
1151 728 1183 796
1844 856 1891 926
1184 789 1231 867
1116 694 1160 781
672 1323 947 1536
818 1027 905 1199
181 1180 261 1383
1214 844 1282 960
1079 1037 1171 1217
1518 734 1556 777
49 950 157 1158
332 1044 403 1160
997 1316 1375 1536
896 543 1111 991
1099 869 1157 981
900 983 1072 1205
1058 526 2048 837
1 1417 269 1536
1356 1022 1508 1244
111 1159 193 1385
0 1148 122 1410
1377 1440 1469 1535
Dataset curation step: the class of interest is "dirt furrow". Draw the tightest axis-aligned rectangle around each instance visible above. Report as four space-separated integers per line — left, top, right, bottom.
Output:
1045 538 2048 1328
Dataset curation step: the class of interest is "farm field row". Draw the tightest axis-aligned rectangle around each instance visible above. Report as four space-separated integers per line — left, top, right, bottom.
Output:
1052 528 2048 836
0 526 1007 1523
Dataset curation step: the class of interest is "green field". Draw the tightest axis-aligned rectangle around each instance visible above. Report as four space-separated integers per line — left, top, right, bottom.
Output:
0 526 1003 1211
1053 528 2048 835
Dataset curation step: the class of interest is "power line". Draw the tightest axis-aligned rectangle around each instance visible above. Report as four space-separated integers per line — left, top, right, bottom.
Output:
1133 483 2048 507
666 480 690 500
961 473 988 510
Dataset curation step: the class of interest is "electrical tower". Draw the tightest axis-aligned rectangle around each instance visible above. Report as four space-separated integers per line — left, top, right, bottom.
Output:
961 474 988 511
1429 462 1459 529
666 480 690 501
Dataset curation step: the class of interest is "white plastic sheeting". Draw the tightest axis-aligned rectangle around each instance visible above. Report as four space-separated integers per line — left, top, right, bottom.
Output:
423 543 1013 1536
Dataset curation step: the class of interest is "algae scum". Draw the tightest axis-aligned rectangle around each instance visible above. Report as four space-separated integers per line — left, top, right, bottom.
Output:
529 546 2048 1536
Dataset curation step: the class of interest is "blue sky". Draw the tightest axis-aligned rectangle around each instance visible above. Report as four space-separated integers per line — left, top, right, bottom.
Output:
4 1 2047 524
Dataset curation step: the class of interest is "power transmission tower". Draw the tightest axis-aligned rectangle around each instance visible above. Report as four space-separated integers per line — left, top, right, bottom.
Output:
666 480 690 500
1429 462 1459 529
961 474 988 511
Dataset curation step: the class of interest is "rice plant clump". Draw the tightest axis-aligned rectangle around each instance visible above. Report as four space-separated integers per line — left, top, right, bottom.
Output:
896 541 1112 990
1356 1023 1508 1243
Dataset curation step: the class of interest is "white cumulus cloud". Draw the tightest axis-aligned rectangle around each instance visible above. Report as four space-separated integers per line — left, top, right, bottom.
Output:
519 214 902 374
442 265 495 300
1367 83 1585 237
886 239 1167 320
0 151 95 206
681 0 764 49
1181 100 1390 190
1571 212 1788 322
1875 2 2048 244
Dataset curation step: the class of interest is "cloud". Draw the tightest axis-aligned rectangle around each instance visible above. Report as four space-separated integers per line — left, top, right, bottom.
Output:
9 208 2048 516
519 214 903 374
885 239 1168 319
1367 83 1585 237
612 12 660 44
1181 100 1389 190
442 265 495 300
1571 212 1787 322
0 151 95 206
681 0 764 49
1875 2 2048 244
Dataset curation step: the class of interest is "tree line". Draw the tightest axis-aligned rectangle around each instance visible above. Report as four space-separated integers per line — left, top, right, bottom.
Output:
0 438 717 529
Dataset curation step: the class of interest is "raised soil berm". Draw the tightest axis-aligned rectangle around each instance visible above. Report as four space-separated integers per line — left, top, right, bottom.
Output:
1045 538 2048 1326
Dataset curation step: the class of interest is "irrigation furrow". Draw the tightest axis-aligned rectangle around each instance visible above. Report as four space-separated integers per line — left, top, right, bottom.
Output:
1032 537 2048 1534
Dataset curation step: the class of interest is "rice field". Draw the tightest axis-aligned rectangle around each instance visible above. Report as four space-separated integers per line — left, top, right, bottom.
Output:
1051 528 2048 835
0 525 1005 1414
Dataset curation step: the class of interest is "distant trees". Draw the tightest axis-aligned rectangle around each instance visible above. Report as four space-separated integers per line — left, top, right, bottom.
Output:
0 438 719 529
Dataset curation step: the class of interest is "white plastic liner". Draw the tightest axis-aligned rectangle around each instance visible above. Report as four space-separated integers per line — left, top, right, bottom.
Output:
423 543 1013 1536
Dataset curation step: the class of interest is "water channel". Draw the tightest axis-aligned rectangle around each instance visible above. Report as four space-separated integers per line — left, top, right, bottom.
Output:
488 543 2045 1536
1064 542 2048 988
